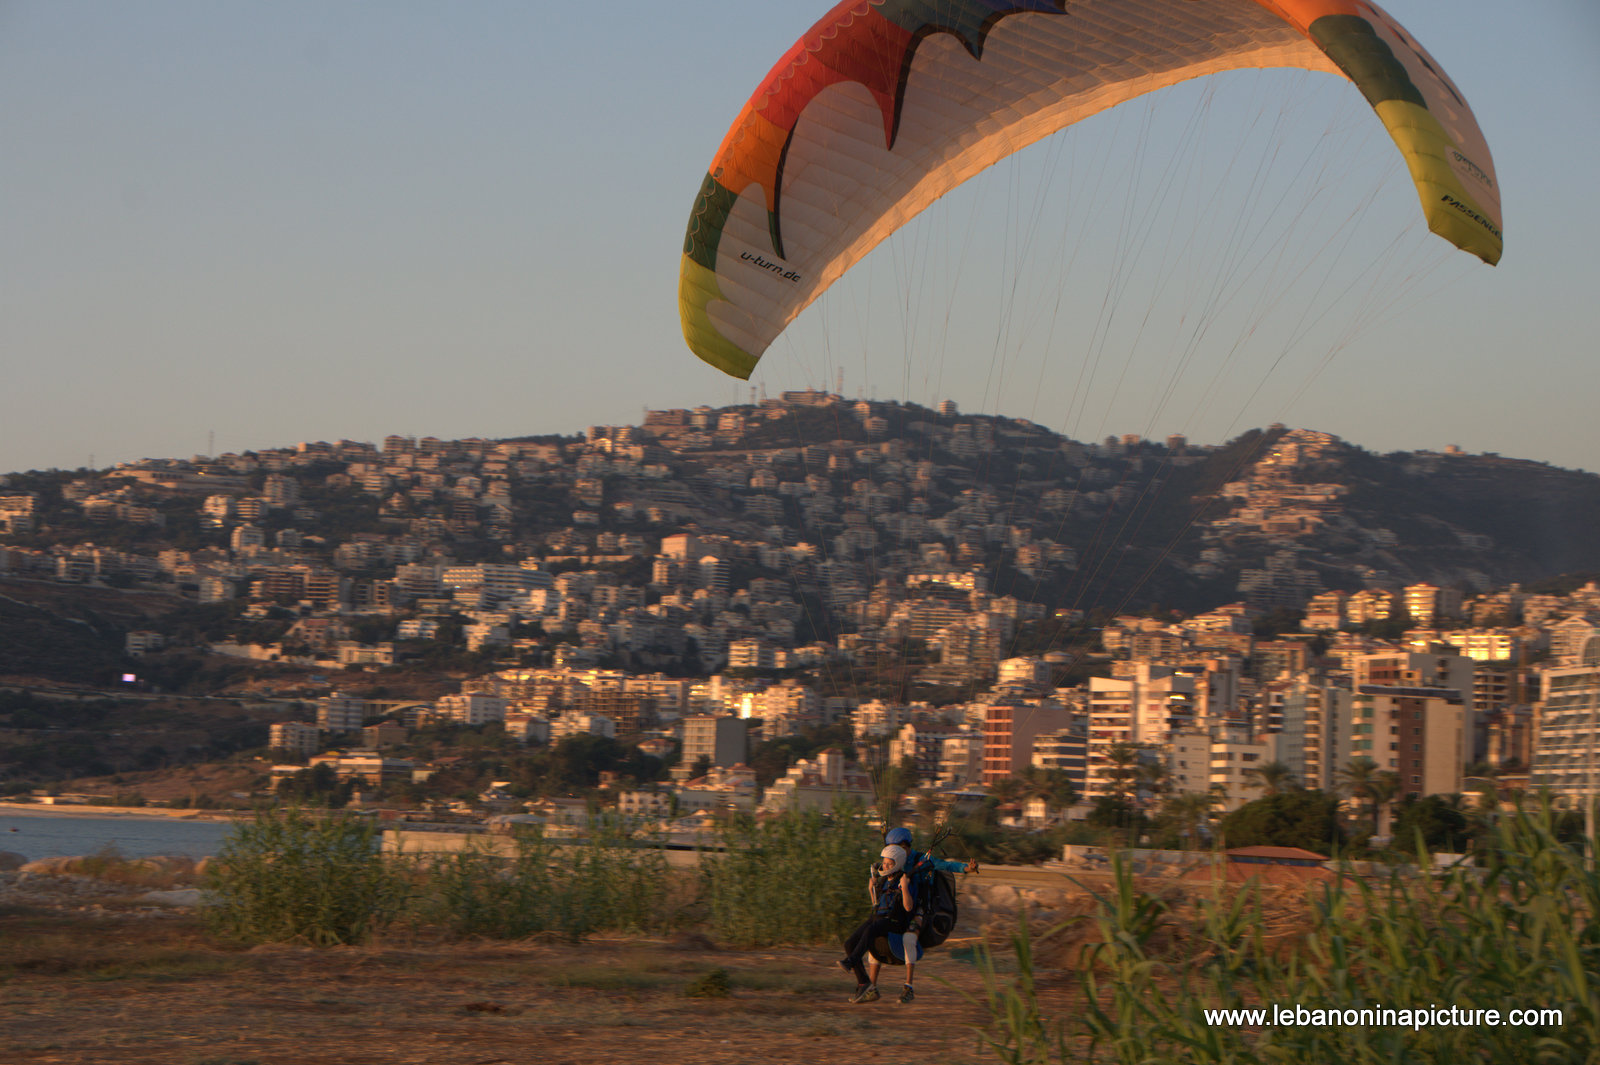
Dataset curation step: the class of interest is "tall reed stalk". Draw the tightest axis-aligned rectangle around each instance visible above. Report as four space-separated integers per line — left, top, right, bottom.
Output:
976 801 1599 1064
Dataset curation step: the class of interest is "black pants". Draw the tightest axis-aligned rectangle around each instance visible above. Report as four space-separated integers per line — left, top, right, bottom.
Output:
843 914 907 985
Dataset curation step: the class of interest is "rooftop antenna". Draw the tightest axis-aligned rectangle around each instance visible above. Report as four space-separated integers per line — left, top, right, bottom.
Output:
836 367 844 397
208 429 215 457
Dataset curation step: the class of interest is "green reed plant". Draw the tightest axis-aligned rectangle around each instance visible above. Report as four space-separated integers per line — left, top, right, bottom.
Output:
977 800 1599 1064
419 817 675 940
700 807 877 947
202 806 404 946
969 915 1074 1065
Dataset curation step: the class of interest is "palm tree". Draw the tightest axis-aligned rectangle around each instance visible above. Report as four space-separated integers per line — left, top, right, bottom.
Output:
1103 741 1141 805
1372 771 1401 838
1162 790 1221 850
1337 757 1382 838
1242 760 1298 799
1020 766 1079 809
1137 758 1172 810
986 774 1026 807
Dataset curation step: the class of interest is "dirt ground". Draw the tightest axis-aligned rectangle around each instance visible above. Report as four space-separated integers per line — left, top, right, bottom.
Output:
0 892 1086 1065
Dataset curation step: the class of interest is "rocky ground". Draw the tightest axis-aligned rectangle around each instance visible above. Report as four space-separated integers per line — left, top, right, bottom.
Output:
0 867 204 918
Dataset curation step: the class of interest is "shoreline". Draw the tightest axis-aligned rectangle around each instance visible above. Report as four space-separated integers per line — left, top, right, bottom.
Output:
0 802 241 823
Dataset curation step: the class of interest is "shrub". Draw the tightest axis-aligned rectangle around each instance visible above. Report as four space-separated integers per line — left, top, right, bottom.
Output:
700 807 877 947
1219 789 1344 852
202 806 403 946
417 818 675 940
684 968 731 998
1389 795 1472 854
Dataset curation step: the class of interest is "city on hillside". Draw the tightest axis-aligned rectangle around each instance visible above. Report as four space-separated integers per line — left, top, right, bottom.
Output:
0 391 1597 852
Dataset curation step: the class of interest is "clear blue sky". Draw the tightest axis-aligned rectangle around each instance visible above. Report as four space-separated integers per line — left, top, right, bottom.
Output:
3 1 1597 474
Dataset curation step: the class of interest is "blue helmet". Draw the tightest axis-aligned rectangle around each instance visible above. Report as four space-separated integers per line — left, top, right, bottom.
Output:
884 827 913 847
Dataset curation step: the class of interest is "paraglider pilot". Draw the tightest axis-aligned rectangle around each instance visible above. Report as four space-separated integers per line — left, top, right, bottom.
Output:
839 843 919 1003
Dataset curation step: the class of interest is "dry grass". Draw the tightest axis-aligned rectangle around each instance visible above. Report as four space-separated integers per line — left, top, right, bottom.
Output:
0 911 1014 1065
0 907 244 981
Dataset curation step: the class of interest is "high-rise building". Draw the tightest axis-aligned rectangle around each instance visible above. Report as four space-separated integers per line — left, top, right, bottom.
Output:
1531 655 1600 802
1353 649 1478 760
1279 677 1352 791
1030 724 1088 795
1084 665 1199 799
1347 685 1467 800
983 700 1072 786
681 715 748 773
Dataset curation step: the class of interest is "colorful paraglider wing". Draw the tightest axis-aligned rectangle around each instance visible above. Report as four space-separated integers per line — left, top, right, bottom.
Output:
679 0 1502 380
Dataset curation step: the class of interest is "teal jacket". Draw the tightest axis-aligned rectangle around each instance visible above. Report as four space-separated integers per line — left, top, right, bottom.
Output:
916 853 968 874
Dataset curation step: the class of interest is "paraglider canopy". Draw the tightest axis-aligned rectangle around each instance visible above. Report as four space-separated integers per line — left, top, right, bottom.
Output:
679 0 1501 380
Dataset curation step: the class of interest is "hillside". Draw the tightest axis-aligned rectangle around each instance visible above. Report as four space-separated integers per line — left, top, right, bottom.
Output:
0 410 1595 681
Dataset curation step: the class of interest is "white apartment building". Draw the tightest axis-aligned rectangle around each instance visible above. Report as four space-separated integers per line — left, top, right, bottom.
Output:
888 721 960 783
1169 729 1212 795
1347 589 1396 624
550 712 616 740
680 714 748 775
1531 655 1600 804
1030 726 1088 794
441 564 541 601
229 524 265 554
1208 728 1276 810
317 693 368 733
937 730 984 787
1278 677 1352 791
997 656 1052 688
1084 665 1199 799
436 692 508 726
504 712 552 744
853 699 917 740
270 721 322 756
1446 629 1521 662
728 638 778 671
760 749 874 814
1302 591 1347 631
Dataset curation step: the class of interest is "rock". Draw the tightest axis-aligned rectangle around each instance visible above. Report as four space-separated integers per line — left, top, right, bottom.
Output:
20 857 79 875
978 884 1020 909
0 851 27 871
138 888 205 908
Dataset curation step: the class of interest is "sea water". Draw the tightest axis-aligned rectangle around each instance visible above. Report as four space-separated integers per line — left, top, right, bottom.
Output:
0 810 235 861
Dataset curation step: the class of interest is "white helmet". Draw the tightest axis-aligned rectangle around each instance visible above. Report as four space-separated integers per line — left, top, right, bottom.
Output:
880 844 908 874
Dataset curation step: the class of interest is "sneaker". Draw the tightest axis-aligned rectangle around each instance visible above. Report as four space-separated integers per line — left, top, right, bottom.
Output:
849 985 880 1004
898 985 916 1005
837 956 854 974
